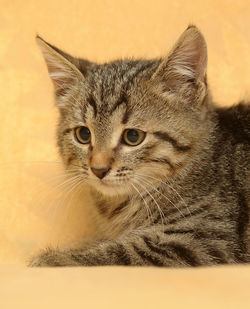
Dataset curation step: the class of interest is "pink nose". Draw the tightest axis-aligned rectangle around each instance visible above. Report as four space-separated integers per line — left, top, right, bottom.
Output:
91 167 110 179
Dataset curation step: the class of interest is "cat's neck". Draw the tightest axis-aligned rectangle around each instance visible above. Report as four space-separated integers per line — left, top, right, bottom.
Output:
171 108 224 199
90 187 133 215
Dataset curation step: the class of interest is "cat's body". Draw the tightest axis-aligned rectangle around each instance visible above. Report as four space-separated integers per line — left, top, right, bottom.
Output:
30 26 250 267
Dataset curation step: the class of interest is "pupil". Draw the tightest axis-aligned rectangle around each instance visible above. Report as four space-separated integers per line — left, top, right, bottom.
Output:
80 127 90 140
127 130 139 142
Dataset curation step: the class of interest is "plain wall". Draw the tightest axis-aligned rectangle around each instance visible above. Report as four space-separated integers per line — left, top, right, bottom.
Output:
0 0 250 264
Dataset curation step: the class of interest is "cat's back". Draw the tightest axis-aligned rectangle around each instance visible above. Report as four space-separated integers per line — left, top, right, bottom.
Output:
215 102 250 185
216 102 250 143
215 102 250 256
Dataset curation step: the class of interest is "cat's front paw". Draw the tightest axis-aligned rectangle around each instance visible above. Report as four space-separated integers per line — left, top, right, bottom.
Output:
28 248 78 267
29 248 59 267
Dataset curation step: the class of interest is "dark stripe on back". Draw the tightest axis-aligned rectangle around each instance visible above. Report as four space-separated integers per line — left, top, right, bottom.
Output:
87 95 98 117
154 131 191 152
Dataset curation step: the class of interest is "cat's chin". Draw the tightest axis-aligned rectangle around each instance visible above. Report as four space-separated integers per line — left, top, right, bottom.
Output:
90 181 130 197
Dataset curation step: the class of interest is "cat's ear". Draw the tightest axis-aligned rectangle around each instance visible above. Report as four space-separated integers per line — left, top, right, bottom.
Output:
36 35 85 99
152 25 207 104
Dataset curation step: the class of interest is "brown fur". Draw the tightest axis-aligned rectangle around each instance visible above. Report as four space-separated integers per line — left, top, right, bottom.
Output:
30 26 249 267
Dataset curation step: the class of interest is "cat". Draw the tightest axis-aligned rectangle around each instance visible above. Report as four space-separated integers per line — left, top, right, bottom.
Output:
29 25 250 267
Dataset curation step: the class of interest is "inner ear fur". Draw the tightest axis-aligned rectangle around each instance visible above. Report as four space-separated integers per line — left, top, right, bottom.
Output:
152 25 208 104
36 36 84 97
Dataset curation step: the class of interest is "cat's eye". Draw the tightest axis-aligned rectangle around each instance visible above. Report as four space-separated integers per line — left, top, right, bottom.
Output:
122 129 146 146
74 126 91 144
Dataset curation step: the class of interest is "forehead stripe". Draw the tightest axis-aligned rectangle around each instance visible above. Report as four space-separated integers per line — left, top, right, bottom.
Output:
87 95 98 117
110 92 128 114
122 108 131 124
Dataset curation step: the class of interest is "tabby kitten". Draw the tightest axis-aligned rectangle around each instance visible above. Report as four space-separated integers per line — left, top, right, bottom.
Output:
30 26 250 267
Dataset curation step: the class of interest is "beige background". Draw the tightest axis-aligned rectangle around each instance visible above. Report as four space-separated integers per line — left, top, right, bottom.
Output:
0 0 250 307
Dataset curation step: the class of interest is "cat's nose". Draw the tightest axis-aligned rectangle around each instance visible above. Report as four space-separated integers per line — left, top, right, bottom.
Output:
91 167 110 179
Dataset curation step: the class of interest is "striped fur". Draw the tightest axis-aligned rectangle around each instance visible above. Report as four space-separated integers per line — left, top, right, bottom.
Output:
30 26 250 267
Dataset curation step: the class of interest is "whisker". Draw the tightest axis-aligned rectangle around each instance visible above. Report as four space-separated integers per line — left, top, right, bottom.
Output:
52 176 84 223
29 172 78 203
131 182 153 225
134 177 166 226
34 174 84 216
166 183 191 216
0 160 84 170
0 160 64 167
133 179 157 225
135 174 187 224
136 172 191 216
46 176 84 224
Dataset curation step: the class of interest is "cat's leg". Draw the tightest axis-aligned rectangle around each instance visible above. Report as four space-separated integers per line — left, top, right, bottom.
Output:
29 226 235 267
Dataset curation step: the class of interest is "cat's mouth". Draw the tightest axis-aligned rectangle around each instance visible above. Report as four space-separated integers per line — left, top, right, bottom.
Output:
89 176 131 196
94 178 128 188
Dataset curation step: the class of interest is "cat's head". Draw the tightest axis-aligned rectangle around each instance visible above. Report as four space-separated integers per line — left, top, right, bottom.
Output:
37 25 211 197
